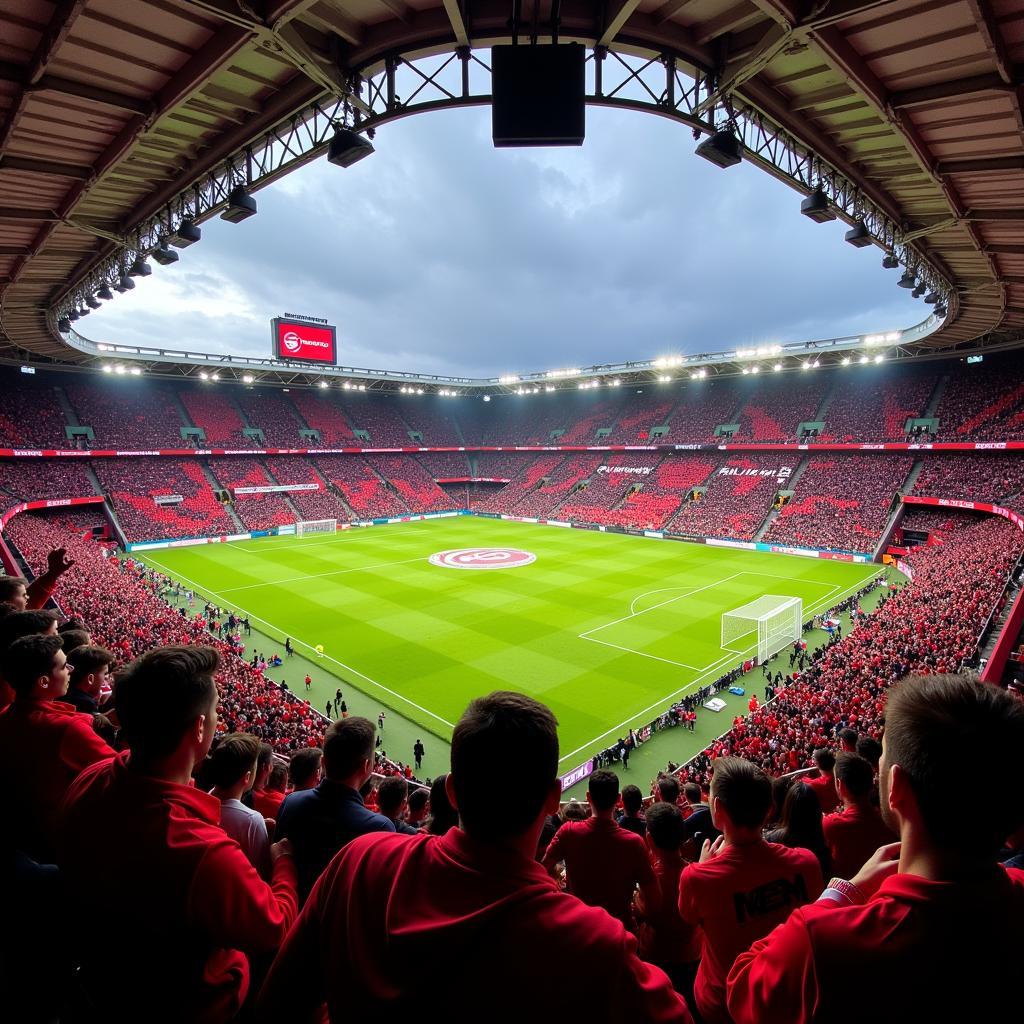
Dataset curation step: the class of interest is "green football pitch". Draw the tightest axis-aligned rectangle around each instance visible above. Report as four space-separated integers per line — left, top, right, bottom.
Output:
138 517 880 770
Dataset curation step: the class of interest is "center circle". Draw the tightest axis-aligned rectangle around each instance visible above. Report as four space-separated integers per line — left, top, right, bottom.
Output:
429 547 537 570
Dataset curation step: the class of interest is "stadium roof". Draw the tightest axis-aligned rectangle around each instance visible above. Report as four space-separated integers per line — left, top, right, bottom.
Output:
1 0 1022 369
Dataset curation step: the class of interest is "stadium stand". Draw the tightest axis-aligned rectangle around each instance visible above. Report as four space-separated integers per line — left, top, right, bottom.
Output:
0 372 70 448
472 452 537 479
64 381 185 449
263 457 351 521
0 460 97 505
340 394 415 446
660 380 740 443
314 455 410 518
912 455 1024 504
288 391 357 444
207 459 295 531
179 388 249 446
610 454 720 531
416 451 474 478
236 391 305 447
94 459 235 540
557 453 664 525
397 401 464 445
366 455 455 512
474 454 565 515
732 376 830 441
667 456 793 540
504 453 605 518
764 456 914 553
820 367 938 442
603 393 676 444
935 361 1024 440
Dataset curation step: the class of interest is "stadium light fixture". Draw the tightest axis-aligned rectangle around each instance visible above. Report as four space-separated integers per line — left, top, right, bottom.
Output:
129 367 142 376
695 129 742 169
319 380 329 389
841 356 851 366
844 220 872 248
358 384 366 391
242 374 254 383
658 374 672 383
57 317 71 332
168 219 201 247
545 385 555 392
86 296 101 309
912 283 927 298
874 354 884 364
20 366 35 375
68 310 80 321
327 126 375 168
199 372 209 380
129 256 152 278
859 355 869 364
773 363 783 372
151 238 179 266
114 365 126 375
924 291 939 304
801 361 811 370
96 284 114 301
800 188 836 223
101 364 113 374
211 372 221 381
897 269 916 289
483 395 491 402
741 367 750 375
882 253 900 270
221 185 257 224
751 365 760 374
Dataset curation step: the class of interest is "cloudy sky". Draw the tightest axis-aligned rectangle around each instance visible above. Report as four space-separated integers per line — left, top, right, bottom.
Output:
85 103 924 378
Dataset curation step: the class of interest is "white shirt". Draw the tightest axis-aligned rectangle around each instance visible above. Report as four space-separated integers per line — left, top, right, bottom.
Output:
218 797 271 879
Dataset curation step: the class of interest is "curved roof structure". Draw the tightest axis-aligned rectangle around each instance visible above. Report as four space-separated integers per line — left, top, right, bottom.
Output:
1 0 1022 366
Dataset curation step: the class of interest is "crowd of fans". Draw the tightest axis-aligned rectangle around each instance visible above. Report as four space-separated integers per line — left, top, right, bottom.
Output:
313 456 410 519
820 368 938 442
505 453 606 518
236 392 306 448
912 454 1024 503
732 376 830 442
935 360 1024 439
288 390 357 444
369 455 455 512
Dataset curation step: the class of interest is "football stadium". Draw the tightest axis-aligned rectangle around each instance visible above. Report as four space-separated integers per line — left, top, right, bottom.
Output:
1 1 1023 1021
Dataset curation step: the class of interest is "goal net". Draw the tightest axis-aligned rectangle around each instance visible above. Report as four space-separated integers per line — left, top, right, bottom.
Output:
295 519 337 537
721 595 803 664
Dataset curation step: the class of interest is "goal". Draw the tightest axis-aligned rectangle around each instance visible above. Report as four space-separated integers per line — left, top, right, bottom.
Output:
295 518 337 537
721 595 803 664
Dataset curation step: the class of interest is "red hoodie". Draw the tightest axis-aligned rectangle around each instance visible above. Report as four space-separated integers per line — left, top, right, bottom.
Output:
727 867 1024 1023
258 828 693 1023
57 751 298 1023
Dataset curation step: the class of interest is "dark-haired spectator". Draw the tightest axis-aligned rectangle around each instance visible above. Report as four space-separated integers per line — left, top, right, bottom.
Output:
57 627 91 654
257 691 693 1022
837 727 859 752
656 775 681 805
57 645 297 1022
635 801 701 994
287 747 323 792
244 742 274 810
856 735 882 772
0 547 74 611
805 748 840 813
423 772 459 835
57 645 115 715
378 776 419 835
407 785 429 830
679 757 823 1024
618 783 647 837
727 674 1024 1023
822 753 896 879
764 781 831 878
542 769 658 930
208 732 273 879
253 763 289 820
276 716 393 900
0 634 113 860
681 782 720 848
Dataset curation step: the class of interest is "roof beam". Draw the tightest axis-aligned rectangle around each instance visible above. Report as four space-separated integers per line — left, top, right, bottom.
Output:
0 155 93 179
655 0 699 25
441 0 470 48
599 0 644 48
937 155 1024 175
986 244 1024 256
695 2 762 45
0 207 59 221
889 72 1017 109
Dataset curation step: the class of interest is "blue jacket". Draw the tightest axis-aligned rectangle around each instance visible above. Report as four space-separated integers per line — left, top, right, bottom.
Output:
277 780 394 898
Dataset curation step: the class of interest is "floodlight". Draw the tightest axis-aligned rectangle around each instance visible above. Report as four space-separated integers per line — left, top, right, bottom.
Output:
897 269 916 289
483 395 491 402
96 285 114 301
924 291 939 304
844 220 872 248
129 367 142 376
86 296 101 309
242 374 254 383
168 219 201 247
115 365 126 375
101 364 113 374
151 239 179 266
841 356 850 366
319 381 329 388
328 127 375 168
695 129 742 169
882 253 900 270
129 256 152 277
118 274 135 291
773 363 782 372
800 188 836 223
58 317 71 332
912 283 926 298
68 310 79 321
221 185 257 223
199 372 209 380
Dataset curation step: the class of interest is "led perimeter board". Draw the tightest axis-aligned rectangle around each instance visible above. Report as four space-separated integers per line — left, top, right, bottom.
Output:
271 315 337 364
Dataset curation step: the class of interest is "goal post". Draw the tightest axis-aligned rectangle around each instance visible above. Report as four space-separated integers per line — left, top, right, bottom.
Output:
721 595 803 664
295 518 337 537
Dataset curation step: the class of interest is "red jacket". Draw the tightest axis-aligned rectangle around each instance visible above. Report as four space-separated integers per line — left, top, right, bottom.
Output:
636 849 702 967
259 827 693 1023
57 752 298 1023
821 803 897 880
805 772 841 814
727 867 1024 1023
0 697 114 860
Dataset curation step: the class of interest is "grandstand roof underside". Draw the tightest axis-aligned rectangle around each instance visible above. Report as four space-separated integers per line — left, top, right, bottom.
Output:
1 0 1022 366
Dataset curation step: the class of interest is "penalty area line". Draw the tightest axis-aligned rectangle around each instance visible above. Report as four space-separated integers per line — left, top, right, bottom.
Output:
138 555 457 732
217 555 428 594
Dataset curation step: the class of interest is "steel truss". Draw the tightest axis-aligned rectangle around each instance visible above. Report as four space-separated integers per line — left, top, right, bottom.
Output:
54 45 953 326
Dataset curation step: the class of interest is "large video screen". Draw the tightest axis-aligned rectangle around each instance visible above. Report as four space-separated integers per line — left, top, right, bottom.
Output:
272 317 337 364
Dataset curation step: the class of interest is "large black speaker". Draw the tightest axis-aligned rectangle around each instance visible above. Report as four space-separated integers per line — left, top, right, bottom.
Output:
491 44 586 147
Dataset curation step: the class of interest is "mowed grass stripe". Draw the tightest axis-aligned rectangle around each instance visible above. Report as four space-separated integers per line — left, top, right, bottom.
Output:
143 518 879 756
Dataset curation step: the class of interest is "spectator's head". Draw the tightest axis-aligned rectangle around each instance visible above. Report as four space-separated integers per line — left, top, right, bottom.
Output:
835 752 875 805
587 769 620 813
68 646 115 698
407 786 429 824
856 735 882 769
267 763 288 794
837 727 859 752
881 674 1024 864
377 775 409 819
4 634 71 700
207 732 261 795
59 629 91 655
423 772 458 834
812 748 836 776
621 784 643 817
776 781 826 849
0 610 60 665
253 742 274 790
645 801 685 855
656 775 680 804
710 757 773 837
322 717 376 787
0 576 29 611
683 782 703 806
288 747 323 790
115 646 219 768
58 616 87 635
449 691 559 841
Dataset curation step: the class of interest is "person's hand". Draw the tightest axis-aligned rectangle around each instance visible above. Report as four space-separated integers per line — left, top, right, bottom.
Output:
849 841 901 898
270 837 294 862
46 547 74 577
699 835 726 863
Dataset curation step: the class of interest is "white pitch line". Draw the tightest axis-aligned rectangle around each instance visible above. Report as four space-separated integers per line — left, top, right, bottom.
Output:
218 556 427 594
138 554 456 731
581 635 707 671
558 569 881 764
